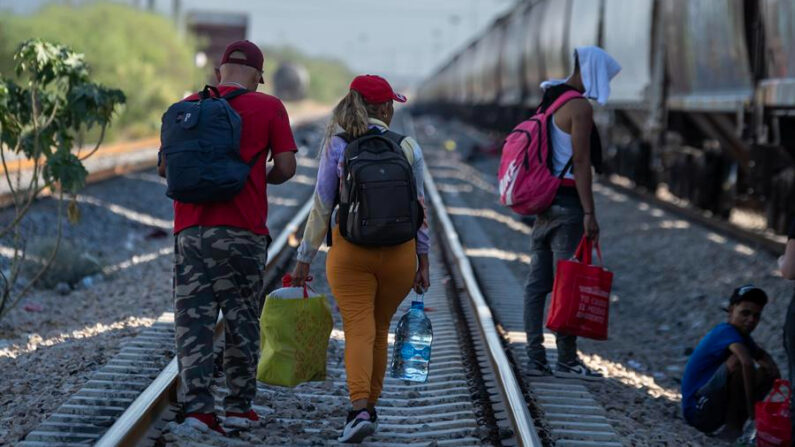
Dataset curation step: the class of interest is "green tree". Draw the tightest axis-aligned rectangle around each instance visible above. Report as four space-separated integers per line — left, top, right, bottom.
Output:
0 2 200 140
0 39 125 321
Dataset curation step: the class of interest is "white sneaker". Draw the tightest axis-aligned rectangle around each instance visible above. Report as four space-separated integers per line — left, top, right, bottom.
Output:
337 409 375 444
181 413 227 436
555 359 603 381
223 409 259 430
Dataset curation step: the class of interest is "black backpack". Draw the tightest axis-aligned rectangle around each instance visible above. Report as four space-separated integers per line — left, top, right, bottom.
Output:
336 129 423 246
160 85 261 203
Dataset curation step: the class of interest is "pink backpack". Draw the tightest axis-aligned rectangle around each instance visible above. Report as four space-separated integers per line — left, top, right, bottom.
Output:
498 90 582 215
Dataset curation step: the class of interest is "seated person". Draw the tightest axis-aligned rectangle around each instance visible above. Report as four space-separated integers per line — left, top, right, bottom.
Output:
681 285 779 439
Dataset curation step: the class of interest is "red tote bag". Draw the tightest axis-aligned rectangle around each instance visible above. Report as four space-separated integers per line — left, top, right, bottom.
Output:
756 379 791 447
545 236 613 340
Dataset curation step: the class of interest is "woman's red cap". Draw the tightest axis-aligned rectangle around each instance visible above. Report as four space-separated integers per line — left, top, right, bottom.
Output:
349 74 407 104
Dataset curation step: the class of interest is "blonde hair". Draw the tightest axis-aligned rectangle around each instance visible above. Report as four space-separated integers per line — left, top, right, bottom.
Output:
322 90 384 154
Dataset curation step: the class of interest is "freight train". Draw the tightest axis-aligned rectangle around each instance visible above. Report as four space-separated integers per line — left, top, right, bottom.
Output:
415 0 795 234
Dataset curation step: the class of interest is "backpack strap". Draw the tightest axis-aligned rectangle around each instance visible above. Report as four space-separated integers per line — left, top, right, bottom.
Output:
199 85 221 100
247 150 264 168
382 130 413 164
544 90 583 178
381 130 407 147
559 157 574 179
222 88 250 101
544 90 584 115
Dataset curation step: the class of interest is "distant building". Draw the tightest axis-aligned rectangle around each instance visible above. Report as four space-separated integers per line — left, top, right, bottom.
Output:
186 11 248 84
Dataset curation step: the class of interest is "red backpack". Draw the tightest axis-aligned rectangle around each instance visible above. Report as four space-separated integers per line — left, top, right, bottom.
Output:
498 90 583 215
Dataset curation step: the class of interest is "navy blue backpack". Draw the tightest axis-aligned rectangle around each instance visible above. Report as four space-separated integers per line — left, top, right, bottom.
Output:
160 85 261 203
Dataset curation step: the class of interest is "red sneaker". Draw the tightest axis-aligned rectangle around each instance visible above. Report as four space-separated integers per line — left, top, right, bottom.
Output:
224 409 260 430
183 413 226 436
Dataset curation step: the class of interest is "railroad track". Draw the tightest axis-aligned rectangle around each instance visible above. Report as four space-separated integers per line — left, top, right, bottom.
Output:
16 112 640 447
18 151 547 445
0 138 161 209
398 114 623 447
602 176 786 256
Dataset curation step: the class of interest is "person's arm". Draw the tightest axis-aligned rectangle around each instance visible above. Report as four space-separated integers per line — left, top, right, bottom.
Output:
267 152 296 185
404 137 430 293
728 342 757 419
755 348 781 378
780 239 795 279
291 137 343 285
266 99 298 185
569 100 599 242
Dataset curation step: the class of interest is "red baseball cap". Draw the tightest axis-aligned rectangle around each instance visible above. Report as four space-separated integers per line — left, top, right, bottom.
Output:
350 74 407 104
220 40 264 84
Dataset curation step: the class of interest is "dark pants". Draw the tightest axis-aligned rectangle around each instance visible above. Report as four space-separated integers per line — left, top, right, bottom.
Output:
523 191 583 365
784 292 795 443
687 357 777 433
688 364 731 433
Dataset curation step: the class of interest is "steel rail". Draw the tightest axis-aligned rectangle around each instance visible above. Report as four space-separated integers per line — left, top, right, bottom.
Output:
423 167 542 447
604 177 786 256
94 197 314 447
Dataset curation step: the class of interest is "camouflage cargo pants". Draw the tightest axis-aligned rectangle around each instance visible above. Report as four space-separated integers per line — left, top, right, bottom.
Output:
174 226 269 414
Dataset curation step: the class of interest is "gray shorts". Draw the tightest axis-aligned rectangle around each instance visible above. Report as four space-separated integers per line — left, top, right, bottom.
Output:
688 364 730 433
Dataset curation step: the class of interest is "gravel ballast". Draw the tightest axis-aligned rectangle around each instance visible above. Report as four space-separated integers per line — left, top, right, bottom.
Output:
411 115 791 446
0 138 319 444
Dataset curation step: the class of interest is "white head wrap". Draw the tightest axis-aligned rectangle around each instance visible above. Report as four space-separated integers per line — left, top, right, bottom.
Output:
540 46 622 105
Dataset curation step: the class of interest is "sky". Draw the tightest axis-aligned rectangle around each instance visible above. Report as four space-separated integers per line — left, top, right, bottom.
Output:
0 0 519 87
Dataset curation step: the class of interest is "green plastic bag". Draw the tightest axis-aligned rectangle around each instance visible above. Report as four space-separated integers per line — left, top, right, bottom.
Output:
256 283 333 387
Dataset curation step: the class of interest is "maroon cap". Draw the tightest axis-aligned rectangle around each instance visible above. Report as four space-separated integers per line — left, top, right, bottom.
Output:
220 40 264 84
349 74 407 104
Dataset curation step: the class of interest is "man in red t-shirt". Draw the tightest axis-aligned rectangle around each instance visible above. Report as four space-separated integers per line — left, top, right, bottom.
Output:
158 40 297 435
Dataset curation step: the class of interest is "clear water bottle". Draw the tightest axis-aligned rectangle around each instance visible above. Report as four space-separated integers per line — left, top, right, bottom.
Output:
390 297 432 382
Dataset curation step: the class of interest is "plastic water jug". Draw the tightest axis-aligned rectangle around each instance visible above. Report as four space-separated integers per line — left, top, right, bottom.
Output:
390 297 432 382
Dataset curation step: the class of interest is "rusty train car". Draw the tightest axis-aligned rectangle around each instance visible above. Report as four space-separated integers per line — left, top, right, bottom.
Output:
415 0 795 233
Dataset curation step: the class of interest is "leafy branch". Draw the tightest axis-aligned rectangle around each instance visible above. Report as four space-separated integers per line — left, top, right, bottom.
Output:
0 40 125 321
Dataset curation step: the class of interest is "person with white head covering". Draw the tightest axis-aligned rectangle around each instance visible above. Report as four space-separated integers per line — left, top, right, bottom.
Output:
541 46 622 105
524 46 621 380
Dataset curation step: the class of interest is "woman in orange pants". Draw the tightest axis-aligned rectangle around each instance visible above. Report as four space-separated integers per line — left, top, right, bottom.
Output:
291 74 430 443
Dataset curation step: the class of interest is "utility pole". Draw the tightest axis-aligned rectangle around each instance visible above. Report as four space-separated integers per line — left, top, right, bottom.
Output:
172 0 183 36
172 0 181 22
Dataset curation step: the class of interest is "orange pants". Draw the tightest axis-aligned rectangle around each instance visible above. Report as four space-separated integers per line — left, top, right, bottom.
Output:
326 227 416 403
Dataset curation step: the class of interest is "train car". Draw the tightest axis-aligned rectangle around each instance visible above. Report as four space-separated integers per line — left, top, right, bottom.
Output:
757 0 795 232
660 0 754 218
415 0 795 235
185 12 248 85
599 0 661 192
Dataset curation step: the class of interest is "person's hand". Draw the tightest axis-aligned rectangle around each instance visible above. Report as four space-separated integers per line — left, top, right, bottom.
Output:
291 262 311 286
584 214 600 243
414 254 430 294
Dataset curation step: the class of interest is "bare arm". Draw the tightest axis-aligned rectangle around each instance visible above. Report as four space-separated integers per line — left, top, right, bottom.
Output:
568 100 599 241
267 151 296 185
728 342 757 419
780 239 795 279
755 348 781 378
